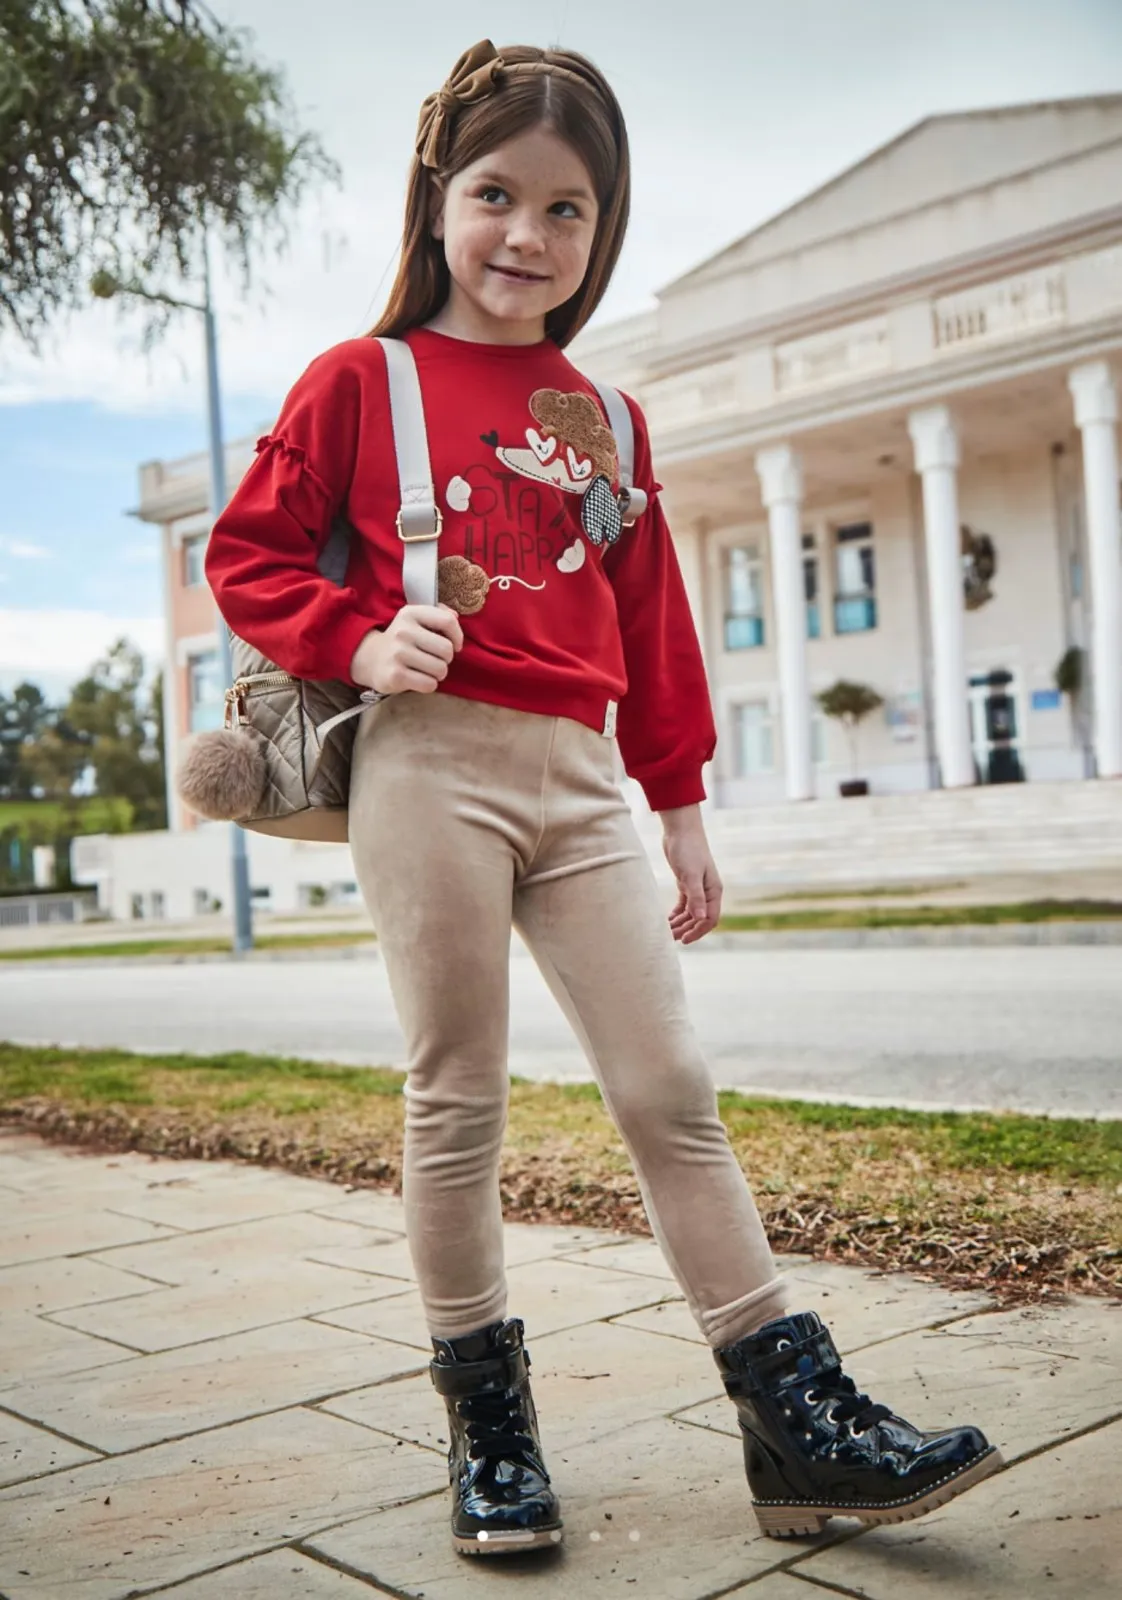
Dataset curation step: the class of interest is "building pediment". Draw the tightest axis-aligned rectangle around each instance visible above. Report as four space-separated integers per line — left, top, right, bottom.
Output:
666 96 1122 298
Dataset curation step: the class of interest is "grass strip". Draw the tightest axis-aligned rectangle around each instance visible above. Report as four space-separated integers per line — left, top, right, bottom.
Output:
0 931 379 961
4 898 1122 963
2 1042 1118 1305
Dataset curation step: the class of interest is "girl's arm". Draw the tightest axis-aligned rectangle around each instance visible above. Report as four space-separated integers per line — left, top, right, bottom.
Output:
205 341 388 684
601 394 717 813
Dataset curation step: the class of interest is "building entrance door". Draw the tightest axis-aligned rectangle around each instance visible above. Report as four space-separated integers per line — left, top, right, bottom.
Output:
968 670 1025 784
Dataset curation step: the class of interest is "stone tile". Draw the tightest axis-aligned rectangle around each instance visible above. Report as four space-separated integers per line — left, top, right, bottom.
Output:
0 1208 175 1268
160 1548 391 1595
307 1413 790 1598
0 1255 163 1315
798 1417 1122 1599
48 1264 406 1353
317 1258 677 1349
304 1234 418 1281
785 1260 997 1345
322 1319 724 1456
309 1191 409 1231
308 1218 636 1283
935 1296 1122 1361
102 1169 352 1231
4 1319 429 1453
720 1581 830 1599
0 1312 139 1388
0 1146 224 1194
557 1237 677 1281
672 1300 1122 1462
0 1407 445 1600
615 1266 993 1354
0 1412 98 1489
87 1211 393 1285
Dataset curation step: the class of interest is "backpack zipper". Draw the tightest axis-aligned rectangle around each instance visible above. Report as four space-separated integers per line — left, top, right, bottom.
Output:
224 671 297 728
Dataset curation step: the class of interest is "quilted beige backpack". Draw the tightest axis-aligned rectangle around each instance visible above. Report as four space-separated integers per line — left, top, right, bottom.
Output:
177 337 642 843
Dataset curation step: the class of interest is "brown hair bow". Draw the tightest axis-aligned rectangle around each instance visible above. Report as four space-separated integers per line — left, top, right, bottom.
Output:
415 39 505 170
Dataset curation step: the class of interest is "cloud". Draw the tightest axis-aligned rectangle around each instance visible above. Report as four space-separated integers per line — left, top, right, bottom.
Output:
0 608 165 691
0 537 52 560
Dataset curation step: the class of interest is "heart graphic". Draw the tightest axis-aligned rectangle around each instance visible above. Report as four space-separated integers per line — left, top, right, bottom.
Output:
557 539 586 574
566 446 593 481
446 475 471 513
526 427 558 464
480 430 499 447
580 475 623 548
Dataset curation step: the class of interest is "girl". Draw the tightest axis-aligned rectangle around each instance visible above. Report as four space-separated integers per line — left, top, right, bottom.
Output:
205 38 1000 1560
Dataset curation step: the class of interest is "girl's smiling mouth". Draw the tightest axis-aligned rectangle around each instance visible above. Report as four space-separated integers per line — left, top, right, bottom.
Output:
488 264 549 283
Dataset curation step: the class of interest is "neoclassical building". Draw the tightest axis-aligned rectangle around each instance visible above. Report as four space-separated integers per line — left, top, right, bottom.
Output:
571 93 1122 807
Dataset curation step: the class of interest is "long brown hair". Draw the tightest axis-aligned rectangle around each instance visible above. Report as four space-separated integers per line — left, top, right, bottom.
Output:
368 44 630 348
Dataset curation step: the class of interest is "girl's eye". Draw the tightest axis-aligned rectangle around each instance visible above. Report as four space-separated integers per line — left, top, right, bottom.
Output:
479 186 509 204
551 201 580 219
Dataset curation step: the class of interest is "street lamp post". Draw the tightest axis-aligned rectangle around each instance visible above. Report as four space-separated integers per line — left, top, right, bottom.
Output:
92 260 254 953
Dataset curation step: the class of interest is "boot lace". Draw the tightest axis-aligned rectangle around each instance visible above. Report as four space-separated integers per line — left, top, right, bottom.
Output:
459 1385 536 1460
810 1366 894 1435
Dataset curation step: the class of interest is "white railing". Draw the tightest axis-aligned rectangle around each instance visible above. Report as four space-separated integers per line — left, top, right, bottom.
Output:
932 266 1067 351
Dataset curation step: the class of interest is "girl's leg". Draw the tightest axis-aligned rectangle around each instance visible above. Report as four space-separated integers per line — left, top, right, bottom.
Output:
348 694 523 1340
512 727 786 1349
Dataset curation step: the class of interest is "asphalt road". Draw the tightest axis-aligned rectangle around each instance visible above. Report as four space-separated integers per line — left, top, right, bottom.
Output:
4 942 1120 1117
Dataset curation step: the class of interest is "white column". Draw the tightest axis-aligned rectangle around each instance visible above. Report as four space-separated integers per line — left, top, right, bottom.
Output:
756 443 812 801
1069 362 1122 779
908 405 974 789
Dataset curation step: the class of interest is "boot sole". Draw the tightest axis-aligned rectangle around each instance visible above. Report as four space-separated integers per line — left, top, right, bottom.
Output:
753 1446 1005 1538
453 1525 564 1557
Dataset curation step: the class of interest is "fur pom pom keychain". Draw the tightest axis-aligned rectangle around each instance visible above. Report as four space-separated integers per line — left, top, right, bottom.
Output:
177 723 268 822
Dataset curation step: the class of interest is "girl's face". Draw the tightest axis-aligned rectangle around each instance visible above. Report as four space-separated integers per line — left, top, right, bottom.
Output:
430 126 600 344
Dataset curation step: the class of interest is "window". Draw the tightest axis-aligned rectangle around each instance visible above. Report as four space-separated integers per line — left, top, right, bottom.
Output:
130 893 144 920
803 533 820 640
723 544 766 649
188 650 225 733
150 891 166 920
733 701 775 776
834 522 877 633
183 534 207 588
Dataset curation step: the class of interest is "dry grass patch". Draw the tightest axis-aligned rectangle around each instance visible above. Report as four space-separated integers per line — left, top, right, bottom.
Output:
2 1042 1118 1305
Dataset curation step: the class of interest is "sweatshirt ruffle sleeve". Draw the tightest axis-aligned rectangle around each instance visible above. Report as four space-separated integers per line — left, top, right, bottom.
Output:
601 392 717 812
204 340 387 685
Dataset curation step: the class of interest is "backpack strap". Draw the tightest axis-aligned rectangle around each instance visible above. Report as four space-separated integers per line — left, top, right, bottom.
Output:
378 336 441 604
590 380 648 525
314 336 440 740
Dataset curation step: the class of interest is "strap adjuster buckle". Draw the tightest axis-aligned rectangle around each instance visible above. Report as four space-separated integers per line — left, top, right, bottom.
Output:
396 505 443 543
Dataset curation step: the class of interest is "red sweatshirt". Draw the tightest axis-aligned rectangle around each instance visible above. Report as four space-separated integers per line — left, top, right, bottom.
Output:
205 327 716 811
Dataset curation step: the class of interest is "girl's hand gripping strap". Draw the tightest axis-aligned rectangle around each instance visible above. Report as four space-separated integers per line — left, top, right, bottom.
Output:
591 380 648 526
314 336 440 741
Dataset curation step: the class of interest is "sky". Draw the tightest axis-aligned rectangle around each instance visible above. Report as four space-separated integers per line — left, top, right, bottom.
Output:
2 0 1121 699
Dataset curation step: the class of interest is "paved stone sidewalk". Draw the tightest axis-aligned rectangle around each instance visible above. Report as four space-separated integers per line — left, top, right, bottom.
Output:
0 1131 1118 1599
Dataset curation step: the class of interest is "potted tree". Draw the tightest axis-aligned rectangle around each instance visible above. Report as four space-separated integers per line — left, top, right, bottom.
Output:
1054 646 1094 778
816 680 884 798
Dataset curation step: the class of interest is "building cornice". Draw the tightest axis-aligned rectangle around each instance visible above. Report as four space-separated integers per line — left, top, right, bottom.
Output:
644 203 1122 381
652 318 1122 467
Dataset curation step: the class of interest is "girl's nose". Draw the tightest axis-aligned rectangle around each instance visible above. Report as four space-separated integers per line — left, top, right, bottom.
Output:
504 211 548 254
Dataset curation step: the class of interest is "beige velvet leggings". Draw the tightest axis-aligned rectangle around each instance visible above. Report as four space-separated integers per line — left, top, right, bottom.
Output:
348 692 786 1349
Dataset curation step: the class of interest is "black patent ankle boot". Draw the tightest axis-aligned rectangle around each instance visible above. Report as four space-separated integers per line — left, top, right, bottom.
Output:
429 1316 562 1556
715 1311 1003 1538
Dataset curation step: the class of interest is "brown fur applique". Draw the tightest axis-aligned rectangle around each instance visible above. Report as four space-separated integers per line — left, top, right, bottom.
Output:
530 389 618 483
438 555 490 615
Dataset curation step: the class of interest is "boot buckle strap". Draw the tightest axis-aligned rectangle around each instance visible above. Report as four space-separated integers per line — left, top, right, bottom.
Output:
430 1348 529 1398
